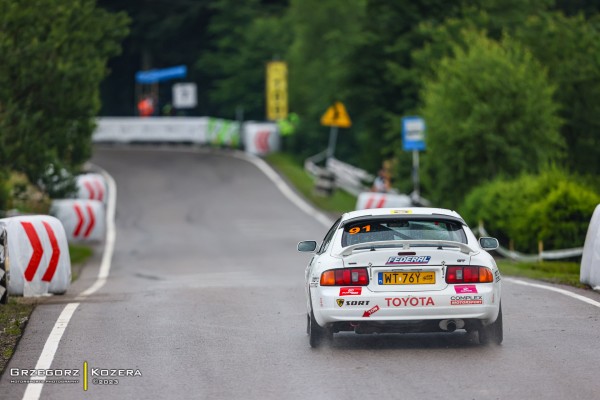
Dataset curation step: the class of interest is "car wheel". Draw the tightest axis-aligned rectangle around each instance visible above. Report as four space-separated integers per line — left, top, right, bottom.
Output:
478 304 503 345
309 309 332 348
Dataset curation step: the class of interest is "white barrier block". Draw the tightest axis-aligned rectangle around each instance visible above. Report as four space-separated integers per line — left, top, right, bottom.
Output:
243 122 280 156
356 192 412 210
76 173 107 203
50 199 106 243
581 204 600 289
1 216 71 296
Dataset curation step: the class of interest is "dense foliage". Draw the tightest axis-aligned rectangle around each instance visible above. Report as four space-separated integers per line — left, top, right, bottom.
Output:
0 0 129 203
3 0 600 238
420 32 563 208
460 170 600 252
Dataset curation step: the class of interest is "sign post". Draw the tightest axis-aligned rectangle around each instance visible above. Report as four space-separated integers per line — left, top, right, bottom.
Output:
320 102 352 160
401 116 426 201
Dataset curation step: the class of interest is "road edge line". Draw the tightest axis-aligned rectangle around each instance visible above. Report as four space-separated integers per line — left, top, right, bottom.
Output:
504 277 600 308
231 151 333 228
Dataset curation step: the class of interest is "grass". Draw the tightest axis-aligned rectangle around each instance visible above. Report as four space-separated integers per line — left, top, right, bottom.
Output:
0 298 36 374
69 244 93 265
496 259 585 288
265 152 357 214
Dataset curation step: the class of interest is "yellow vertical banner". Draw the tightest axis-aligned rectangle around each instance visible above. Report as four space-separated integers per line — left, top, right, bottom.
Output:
266 61 288 121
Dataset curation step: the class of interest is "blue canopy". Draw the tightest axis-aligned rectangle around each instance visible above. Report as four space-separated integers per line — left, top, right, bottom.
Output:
135 65 187 84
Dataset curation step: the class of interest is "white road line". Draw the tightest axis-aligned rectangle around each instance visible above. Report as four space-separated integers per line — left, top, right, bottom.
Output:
21 303 79 400
231 152 333 228
22 167 117 400
504 277 600 308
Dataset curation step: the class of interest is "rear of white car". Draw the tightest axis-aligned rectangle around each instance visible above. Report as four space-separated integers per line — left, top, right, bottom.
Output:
299 208 502 347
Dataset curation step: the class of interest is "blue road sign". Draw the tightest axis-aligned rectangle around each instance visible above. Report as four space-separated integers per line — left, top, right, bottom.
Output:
135 65 187 84
402 116 426 151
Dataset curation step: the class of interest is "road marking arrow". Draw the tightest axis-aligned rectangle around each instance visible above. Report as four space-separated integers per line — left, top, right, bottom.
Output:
84 204 96 238
41 221 60 282
20 222 44 282
73 203 84 237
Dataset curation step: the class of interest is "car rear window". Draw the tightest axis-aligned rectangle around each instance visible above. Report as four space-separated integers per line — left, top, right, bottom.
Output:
341 219 467 247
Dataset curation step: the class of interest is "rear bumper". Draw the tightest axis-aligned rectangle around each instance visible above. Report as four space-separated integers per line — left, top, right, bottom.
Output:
311 283 501 328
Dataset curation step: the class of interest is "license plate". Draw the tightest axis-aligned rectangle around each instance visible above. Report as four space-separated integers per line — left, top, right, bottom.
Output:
378 271 435 285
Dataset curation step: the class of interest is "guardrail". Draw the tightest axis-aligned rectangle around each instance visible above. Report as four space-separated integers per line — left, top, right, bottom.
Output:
304 152 373 196
476 223 583 262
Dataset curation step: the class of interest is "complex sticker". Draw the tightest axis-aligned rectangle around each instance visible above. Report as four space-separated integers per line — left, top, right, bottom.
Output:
450 295 483 305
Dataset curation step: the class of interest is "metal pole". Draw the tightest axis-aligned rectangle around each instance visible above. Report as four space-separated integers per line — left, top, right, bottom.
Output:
412 149 420 200
326 126 338 160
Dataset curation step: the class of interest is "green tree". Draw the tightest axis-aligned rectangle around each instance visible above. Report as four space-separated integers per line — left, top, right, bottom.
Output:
0 0 129 185
197 0 291 120
420 31 563 208
285 0 366 161
514 12 600 175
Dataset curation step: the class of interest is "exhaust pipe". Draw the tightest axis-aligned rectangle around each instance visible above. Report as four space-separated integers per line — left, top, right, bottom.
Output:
446 320 457 332
439 319 463 332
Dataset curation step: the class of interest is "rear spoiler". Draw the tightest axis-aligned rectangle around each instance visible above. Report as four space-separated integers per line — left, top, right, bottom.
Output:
339 240 477 256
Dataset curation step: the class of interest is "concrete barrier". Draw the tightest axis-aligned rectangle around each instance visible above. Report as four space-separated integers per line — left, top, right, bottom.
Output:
76 173 107 203
1 216 71 296
50 199 106 243
581 204 600 290
0 224 7 304
242 122 279 155
356 192 412 210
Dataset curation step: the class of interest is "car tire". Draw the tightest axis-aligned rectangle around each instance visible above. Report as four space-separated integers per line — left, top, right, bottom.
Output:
309 310 332 348
478 304 503 345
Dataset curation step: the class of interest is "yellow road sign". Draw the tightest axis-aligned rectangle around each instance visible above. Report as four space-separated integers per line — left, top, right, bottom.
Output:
266 61 288 121
320 102 351 128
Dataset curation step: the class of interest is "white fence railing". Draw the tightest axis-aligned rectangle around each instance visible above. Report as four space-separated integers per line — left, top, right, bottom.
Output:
476 223 583 262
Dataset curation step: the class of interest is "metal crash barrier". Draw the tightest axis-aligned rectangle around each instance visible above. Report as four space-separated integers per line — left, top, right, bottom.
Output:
93 117 280 156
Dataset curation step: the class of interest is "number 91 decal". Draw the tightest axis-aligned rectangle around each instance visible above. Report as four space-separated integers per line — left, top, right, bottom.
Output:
347 225 371 235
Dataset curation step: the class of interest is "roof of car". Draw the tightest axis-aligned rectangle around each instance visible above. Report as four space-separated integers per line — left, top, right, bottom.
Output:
341 207 465 223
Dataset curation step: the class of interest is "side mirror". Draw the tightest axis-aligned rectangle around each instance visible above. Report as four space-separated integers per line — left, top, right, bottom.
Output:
479 237 499 250
298 240 317 252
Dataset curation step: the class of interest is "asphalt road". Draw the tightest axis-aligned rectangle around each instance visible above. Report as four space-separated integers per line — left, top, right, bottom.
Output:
2 146 600 399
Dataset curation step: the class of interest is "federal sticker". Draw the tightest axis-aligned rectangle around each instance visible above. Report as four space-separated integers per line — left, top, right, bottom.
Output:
391 210 412 214
386 256 431 265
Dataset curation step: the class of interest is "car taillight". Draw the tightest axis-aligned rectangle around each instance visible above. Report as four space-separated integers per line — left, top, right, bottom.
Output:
446 266 494 283
320 268 369 286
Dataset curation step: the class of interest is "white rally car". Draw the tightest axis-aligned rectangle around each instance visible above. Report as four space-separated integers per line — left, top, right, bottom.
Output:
298 207 502 347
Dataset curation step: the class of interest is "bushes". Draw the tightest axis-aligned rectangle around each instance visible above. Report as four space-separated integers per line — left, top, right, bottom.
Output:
460 170 600 253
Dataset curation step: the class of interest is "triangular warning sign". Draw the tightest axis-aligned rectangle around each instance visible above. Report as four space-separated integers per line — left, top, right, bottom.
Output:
321 102 352 128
